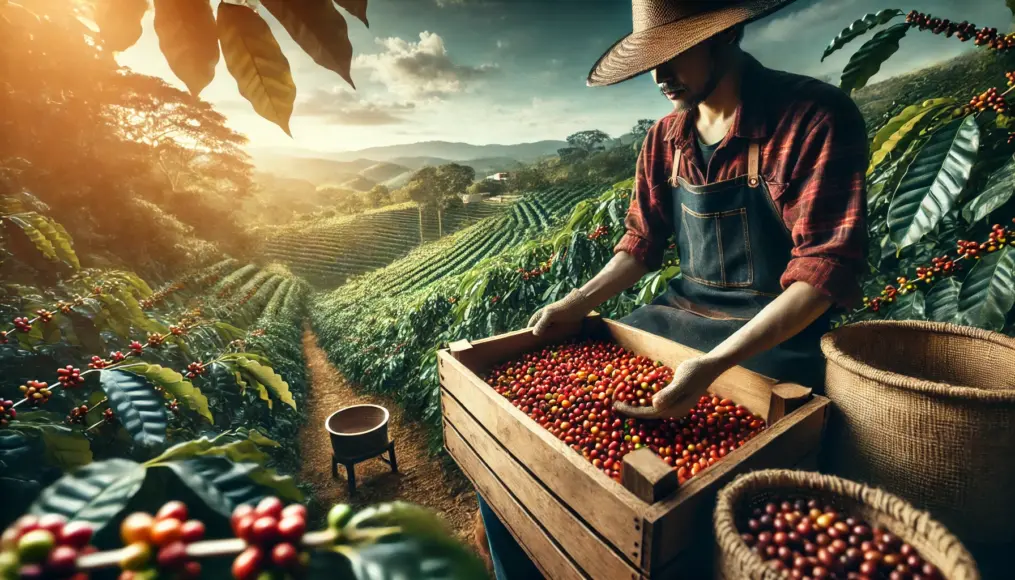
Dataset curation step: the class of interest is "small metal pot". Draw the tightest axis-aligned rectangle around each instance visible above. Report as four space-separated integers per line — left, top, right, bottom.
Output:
325 404 390 461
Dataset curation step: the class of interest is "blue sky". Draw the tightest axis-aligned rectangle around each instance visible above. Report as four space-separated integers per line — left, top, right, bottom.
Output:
116 0 1011 153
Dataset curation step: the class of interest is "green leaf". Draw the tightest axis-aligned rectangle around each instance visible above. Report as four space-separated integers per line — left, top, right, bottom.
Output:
821 9 904 61
323 532 487 580
7 214 57 261
869 99 956 175
36 425 93 470
346 502 457 546
24 214 79 269
29 459 145 530
963 155 1015 223
224 356 295 410
262 0 355 87
887 291 926 320
93 0 149 51
840 23 910 94
887 116 980 252
244 429 281 448
217 2 296 136
334 0 368 26
165 456 302 517
153 0 219 95
99 369 168 448
119 363 213 422
145 436 268 466
958 245 1015 331
925 278 961 324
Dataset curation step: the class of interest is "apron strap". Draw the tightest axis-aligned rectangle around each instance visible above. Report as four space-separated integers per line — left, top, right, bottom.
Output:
747 142 760 188
669 147 682 187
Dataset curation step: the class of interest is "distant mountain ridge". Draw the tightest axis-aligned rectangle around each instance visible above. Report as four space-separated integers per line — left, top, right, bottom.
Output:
252 139 567 165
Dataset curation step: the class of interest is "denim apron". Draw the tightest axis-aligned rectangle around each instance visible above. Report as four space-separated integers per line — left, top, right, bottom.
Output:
618 142 830 391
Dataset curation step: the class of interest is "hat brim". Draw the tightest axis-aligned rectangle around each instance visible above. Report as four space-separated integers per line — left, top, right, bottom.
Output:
587 0 798 87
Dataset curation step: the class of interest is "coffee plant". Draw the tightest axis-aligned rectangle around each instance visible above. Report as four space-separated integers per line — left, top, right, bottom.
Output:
822 7 1015 330
11 0 369 135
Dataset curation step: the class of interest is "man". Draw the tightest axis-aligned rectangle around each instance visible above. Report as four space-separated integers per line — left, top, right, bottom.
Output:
477 0 868 577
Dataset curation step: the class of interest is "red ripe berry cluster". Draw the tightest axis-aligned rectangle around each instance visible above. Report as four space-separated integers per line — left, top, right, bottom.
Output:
588 225 609 240
146 333 165 348
57 366 84 389
184 362 205 379
118 501 205 580
65 404 89 426
958 221 1013 259
169 325 185 336
905 11 977 41
129 341 144 355
485 340 766 483
230 497 309 580
518 259 552 281
103 409 115 423
968 87 1007 114
915 256 959 283
0 514 95 580
20 381 52 405
34 310 53 323
13 317 32 333
110 351 127 363
490 295 501 304
87 356 107 370
0 399 16 427
740 498 942 579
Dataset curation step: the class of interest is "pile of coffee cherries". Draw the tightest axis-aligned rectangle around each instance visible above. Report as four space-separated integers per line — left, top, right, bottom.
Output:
485 339 767 484
0 514 95 579
740 497 942 579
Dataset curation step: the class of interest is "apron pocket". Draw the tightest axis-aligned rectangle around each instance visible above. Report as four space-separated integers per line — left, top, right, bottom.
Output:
680 204 753 288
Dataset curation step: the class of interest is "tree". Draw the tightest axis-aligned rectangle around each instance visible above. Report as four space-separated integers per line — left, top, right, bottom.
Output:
467 180 505 195
631 119 655 153
566 130 611 153
405 166 439 242
365 184 391 208
434 163 475 237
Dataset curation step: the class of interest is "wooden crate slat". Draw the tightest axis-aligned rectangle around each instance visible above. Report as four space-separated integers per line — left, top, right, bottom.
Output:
643 396 830 570
442 390 642 580
438 351 645 559
443 420 588 580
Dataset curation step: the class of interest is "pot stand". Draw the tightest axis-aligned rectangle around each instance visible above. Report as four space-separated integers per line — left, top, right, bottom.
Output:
331 440 398 495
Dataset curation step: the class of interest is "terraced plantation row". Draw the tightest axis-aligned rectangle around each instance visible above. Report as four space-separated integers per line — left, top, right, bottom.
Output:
261 200 508 287
344 183 608 296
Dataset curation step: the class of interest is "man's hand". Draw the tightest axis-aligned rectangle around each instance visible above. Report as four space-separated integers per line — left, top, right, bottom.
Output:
613 356 726 420
528 289 593 336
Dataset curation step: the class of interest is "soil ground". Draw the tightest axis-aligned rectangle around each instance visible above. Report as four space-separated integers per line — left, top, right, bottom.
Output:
297 330 491 567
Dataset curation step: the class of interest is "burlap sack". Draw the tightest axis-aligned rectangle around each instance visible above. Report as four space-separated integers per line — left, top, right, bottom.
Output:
714 469 979 580
819 320 1015 549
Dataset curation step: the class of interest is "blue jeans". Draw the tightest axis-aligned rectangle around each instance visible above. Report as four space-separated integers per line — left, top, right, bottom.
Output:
477 495 544 580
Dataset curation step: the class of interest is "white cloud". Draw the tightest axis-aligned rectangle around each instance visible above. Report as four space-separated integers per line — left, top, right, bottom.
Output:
353 31 497 100
750 0 850 44
297 87 416 125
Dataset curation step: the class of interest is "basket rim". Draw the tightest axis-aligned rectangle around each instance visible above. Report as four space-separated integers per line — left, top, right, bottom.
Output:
820 319 1015 402
713 468 981 580
324 404 390 437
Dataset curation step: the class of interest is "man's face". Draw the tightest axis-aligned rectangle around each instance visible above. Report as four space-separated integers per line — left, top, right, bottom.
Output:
651 39 721 112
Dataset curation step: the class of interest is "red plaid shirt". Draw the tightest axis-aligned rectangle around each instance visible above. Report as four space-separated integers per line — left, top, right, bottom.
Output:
615 54 869 309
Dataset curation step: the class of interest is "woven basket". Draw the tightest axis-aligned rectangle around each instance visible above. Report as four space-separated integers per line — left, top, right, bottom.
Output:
819 320 1015 549
714 469 979 580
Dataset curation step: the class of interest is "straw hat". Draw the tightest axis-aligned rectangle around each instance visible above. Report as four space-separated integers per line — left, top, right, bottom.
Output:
587 0 799 87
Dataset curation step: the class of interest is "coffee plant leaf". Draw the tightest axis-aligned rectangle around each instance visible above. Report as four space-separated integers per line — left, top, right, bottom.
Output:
165 456 302 517
145 435 268 466
325 534 488 580
335 0 369 26
237 427 281 448
869 98 955 175
233 356 296 410
153 0 219 96
924 277 961 324
21 213 79 270
261 0 355 88
887 115 980 252
36 425 93 470
119 363 214 422
99 369 168 448
92 0 150 52
958 245 1015 331
6 213 58 262
0 431 35 471
29 459 146 530
963 155 1015 223
839 22 910 94
346 501 456 546
821 9 903 62
887 291 926 320
217 2 296 136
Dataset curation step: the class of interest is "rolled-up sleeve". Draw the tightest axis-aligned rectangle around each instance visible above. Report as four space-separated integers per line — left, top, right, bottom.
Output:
614 126 671 271
779 102 869 309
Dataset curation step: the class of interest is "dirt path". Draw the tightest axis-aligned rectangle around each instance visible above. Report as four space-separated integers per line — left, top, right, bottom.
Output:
297 330 487 556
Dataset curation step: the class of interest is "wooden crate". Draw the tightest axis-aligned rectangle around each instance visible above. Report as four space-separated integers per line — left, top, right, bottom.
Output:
439 314 830 579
